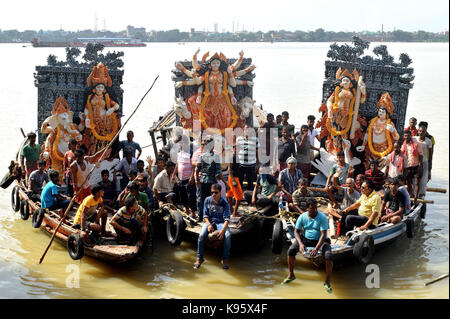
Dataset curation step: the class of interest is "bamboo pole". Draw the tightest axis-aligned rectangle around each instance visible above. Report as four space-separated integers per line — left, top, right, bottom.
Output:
426 187 447 194
39 75 159 264
424 273 449 286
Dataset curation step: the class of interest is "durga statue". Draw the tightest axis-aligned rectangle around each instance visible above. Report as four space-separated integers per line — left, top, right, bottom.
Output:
357 92 399 159
324 67 366 154
80 62 120 155
41 97 82 178
174 49 256 134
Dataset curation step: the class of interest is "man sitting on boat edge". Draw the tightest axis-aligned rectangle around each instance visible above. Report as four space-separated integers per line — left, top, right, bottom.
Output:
283 198 333 293
28 159 49 201
40 170 71 216
110 196 145 247
73 184 107 246
380 177 406 224
194 183 231 270
341 179 381 232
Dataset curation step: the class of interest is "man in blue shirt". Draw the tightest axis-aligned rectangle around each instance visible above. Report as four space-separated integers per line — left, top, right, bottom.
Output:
283 198 334 293
194 183 231 270
41 170 71 214
119 130 142 159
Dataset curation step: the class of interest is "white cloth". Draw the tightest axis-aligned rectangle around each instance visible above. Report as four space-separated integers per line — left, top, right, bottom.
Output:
413 137 432 163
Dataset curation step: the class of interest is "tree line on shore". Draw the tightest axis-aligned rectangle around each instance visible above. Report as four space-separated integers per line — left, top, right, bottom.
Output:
0 28 448 43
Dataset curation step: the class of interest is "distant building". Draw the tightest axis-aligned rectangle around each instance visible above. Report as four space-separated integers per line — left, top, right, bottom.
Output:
127 25 146 38
214 23 218 33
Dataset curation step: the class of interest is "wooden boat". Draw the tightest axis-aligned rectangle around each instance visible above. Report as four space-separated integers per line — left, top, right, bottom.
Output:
10 180 145 264
159 203 266 253
271 199 426 266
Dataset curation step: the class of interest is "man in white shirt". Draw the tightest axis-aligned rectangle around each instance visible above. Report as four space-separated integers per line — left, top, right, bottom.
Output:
153 161 179 207
307 115 320 160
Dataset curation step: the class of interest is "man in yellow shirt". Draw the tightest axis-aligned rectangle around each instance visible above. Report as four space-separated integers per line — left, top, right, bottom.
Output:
73 184 107 245
341 180 381 233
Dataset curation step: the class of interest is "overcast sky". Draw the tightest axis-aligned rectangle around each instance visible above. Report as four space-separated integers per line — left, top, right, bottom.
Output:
0 0 448 33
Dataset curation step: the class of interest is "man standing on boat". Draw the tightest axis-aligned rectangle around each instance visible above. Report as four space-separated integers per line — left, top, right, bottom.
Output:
401 129 423 203
283 198 333 293
20 132 41 183
194 183 231 270
195 136 228 222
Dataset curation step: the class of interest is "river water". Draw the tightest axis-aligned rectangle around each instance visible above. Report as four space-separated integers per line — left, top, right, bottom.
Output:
0 42 448 298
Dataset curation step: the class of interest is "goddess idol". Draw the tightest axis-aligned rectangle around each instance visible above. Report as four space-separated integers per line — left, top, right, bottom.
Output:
80 63 120 155
324 67 366 154
174 50 255 134
357 92 400 159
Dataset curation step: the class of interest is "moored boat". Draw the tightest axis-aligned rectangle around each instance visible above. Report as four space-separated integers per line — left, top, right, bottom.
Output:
10 180 145 264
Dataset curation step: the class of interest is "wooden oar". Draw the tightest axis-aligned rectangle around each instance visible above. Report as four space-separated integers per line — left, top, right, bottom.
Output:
426 187 447 194
425 273 449 286
411 198 434 204
39 75 159 264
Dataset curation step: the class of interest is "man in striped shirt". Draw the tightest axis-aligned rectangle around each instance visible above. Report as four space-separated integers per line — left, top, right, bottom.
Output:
236 125 259 191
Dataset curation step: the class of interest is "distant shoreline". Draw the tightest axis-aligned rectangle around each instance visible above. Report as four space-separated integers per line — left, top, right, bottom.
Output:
1 28 448 43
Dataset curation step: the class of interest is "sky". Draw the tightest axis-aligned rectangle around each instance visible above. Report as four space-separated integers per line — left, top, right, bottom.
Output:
0 0 448 33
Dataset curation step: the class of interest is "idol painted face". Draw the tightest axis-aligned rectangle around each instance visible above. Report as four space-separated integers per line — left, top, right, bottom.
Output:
210 59 220 71
378 108 387 120
341 77 351 89
95 84 105 94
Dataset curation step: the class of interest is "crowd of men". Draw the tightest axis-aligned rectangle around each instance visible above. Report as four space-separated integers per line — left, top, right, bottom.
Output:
18 113 435 293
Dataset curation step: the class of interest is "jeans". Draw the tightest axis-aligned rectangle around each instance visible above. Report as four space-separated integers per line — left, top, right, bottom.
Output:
239 164 256 191
197 223 231 260
48 199 71 212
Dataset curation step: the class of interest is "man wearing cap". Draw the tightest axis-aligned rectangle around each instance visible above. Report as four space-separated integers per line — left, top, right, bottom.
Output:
278 157 303 206
21 132 41 183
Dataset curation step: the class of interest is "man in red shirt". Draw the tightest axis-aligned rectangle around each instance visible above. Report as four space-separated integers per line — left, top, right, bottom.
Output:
404 117 418 137
364 159 386 191
401 129 423 203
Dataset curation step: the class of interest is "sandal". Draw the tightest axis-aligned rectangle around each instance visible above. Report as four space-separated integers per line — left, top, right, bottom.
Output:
221 260 229 270
193 258 204 269
282 277 296 284
324 283 333 293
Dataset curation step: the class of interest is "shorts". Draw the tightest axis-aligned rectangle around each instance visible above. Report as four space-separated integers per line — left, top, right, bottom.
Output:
287 235 332 261
73 215 96 230
226 176 244 201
